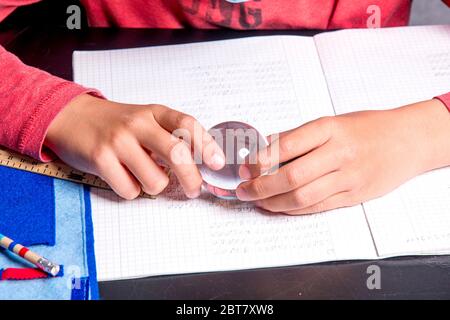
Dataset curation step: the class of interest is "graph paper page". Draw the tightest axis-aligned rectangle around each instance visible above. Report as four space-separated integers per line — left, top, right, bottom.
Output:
73 36 376 281
315 25 450 257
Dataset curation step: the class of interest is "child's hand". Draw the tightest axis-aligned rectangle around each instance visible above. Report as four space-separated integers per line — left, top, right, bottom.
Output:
236 99 450 215
45 94 225 199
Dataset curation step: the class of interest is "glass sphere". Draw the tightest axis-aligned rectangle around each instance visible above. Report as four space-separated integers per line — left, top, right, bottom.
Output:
199 121 268 200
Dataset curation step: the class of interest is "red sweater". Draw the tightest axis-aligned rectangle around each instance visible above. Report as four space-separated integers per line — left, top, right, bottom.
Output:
0 0 450 161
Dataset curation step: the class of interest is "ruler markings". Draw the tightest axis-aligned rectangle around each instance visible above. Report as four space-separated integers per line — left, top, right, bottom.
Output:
0 147 154 199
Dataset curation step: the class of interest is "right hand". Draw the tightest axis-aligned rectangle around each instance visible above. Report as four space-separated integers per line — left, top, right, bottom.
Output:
44 94 225 199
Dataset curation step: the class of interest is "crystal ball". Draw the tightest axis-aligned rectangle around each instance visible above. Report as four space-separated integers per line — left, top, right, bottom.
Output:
199 121 268 200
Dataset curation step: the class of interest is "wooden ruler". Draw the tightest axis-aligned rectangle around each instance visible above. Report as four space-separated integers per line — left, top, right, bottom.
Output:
0 146 155 199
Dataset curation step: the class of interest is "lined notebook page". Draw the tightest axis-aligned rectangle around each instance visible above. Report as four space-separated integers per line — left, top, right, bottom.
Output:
74 36 376 281
315 25 450 257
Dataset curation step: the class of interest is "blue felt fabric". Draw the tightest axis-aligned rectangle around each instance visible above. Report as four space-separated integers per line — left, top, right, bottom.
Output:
83 187 99 300
71 277 90 300
0 178 99 300
0 166 55 246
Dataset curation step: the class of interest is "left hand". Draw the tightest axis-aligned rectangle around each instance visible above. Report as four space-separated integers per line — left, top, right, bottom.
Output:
236 99 450 215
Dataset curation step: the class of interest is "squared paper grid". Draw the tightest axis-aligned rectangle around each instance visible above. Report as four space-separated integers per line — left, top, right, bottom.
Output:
315 25 450 257
74 36 377 281
74 27 450 281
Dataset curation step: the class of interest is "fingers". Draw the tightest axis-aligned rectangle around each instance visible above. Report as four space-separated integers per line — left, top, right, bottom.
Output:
240 117 333 179
254 171 349 212
138 123 203 198
152 105 225 171
236 142 341 201
117 141 169 196
266 127 295 144
283 191 356 215
96 150 142 200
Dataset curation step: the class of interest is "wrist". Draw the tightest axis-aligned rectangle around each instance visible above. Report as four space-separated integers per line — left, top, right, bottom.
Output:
392 99 450 174
44 93 100 150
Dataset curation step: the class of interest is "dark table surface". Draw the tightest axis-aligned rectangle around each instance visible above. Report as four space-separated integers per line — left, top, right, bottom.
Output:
1 26 450 300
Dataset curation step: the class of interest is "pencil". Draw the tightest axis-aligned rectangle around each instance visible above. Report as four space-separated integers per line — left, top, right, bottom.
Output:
0 233 60 277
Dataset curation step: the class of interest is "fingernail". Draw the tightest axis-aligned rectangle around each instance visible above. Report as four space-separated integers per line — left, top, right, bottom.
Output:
239 165 251 180
187 189 201 199
210 152 225 170
236 187 250 201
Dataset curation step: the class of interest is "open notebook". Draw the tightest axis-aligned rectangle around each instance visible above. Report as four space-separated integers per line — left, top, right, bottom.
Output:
73 25 450 281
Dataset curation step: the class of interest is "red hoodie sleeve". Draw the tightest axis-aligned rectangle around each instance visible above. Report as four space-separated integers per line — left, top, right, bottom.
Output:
436 92 450 113
0 45 102 161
